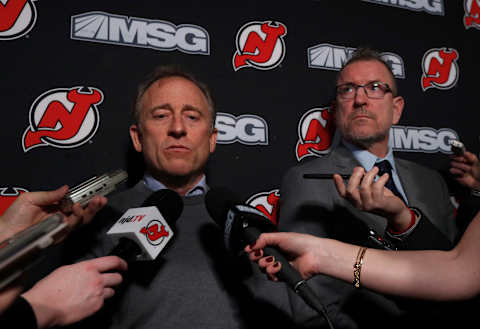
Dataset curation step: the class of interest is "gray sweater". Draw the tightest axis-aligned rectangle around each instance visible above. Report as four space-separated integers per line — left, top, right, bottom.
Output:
67 182 283 329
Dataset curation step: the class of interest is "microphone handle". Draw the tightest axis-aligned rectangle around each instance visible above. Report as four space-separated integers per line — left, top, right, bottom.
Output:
108 237 142 262
242 226 305 287
243 226 335 329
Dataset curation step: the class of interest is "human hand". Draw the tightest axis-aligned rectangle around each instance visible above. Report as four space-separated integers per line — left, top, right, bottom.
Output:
22 256 127 329
333 166 412 232
450 151 480 190
245 232 324 282
0 186 107 241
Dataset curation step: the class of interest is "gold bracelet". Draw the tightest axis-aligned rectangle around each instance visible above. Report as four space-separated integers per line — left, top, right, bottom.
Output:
353 246 367 288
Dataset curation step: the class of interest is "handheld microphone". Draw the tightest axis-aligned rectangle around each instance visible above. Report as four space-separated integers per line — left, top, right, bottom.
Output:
205 188 334 329
0 214 69 289
0 170 129 289
449 139 466 156
107 189 183 262
60 169 128 212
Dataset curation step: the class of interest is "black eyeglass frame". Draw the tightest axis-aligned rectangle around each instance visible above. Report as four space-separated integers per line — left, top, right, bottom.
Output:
335 81 393 99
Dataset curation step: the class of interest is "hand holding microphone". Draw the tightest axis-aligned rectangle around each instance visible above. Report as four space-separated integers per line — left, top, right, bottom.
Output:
0 170 127 298
244 232 327 282
0 186 104 243
449 140 480 190
0 169 128 323
205 187 334 329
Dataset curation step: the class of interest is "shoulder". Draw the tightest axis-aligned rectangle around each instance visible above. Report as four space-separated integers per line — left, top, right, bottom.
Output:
282 146 349 181
107 181 153 212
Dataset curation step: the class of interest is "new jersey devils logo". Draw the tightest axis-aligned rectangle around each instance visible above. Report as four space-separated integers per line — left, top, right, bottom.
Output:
296 107 339 161
0 187 28 215
421 48 459 91
140 220 170 246
246 189 280 226
22 86 104 152
464 0 480 29
232 21 287 71
0 0 37 40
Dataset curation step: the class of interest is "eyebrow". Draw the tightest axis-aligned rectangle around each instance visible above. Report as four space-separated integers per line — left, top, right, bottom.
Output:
182 104 204 115
147 103 204 115
337 79 380 86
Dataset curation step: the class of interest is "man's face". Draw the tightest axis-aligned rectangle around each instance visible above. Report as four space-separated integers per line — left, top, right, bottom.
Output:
130 77 217 182
334 60 404 148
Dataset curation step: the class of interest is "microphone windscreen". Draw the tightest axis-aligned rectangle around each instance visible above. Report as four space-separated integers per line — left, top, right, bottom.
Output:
142 189 184 224
205 187 242 227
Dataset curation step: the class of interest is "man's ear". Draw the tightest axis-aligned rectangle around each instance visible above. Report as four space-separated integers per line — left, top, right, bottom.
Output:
129 124 143 152
209 128 218 153
391 96 405 125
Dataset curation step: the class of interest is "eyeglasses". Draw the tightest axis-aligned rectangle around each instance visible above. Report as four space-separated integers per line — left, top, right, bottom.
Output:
336 81 392 100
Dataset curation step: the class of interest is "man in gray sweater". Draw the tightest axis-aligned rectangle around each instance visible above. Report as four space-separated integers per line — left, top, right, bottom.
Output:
66 65 291 329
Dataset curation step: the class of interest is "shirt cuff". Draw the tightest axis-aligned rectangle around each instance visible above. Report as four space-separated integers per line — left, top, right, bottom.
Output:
386 207 421 239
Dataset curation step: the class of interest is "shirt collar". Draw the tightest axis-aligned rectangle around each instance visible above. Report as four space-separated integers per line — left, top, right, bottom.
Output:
342 139 397 173
142 174 208 197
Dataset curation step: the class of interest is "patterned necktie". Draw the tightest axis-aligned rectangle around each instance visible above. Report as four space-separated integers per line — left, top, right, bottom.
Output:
375 160 405 203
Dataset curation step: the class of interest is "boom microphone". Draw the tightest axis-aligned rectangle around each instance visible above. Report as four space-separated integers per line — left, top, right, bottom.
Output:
107 189 183 262
205 187 335 329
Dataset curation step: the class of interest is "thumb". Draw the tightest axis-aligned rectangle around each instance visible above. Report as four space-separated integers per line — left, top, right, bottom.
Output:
28 185 69 206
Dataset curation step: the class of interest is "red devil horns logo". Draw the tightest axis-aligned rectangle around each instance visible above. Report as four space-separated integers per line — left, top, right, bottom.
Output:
0 0 37 40
22 87 104 152
233 21 287 71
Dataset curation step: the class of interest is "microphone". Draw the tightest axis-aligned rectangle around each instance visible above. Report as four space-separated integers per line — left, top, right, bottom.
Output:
107 189 183 262
205 188 334 329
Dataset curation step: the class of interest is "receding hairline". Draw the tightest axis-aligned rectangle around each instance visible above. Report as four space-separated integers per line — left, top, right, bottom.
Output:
134 74 216 129
138 76 208 111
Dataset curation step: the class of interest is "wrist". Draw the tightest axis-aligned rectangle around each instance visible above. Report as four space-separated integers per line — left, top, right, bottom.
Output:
387 207 417 235
22 292 57 329
387 206 413 232
318 239 359 283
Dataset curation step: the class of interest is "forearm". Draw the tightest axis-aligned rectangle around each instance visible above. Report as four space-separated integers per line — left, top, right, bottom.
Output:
317 238 480 301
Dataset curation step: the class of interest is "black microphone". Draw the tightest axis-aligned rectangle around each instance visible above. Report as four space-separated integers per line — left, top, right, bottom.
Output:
107 189 183 262
205 187 335 329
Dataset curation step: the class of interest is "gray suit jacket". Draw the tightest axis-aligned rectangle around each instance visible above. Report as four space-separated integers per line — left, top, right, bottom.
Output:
277 142 457 328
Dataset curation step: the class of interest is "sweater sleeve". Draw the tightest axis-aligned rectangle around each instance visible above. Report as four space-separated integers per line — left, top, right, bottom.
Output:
0 296 38 329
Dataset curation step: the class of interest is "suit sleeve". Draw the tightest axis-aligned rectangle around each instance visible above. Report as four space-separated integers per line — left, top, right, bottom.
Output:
387 208 452 251
393 163 458 248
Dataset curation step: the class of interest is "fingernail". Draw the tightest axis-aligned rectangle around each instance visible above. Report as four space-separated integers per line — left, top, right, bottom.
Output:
273 262 280 268
265 256 274 263
254 250 261 257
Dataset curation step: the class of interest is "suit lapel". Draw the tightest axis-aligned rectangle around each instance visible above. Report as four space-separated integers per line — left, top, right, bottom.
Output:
395 158 426 210
330 143 360 174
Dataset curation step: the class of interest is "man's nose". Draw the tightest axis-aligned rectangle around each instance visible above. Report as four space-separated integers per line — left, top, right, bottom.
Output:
168 115 187 137
353 86 368 105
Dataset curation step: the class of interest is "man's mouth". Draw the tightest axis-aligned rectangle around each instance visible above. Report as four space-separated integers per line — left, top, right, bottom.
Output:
351 115 372 121
166 145 190 152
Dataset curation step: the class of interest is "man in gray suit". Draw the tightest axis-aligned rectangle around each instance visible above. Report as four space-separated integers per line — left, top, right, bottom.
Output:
277 47 458 328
